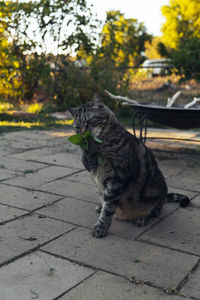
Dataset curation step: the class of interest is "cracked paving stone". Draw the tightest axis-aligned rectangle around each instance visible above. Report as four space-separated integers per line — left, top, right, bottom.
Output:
0 169 21 181
24 152 83 170
2 166 77 188
0 156 46 173
0 204 26 223
192 194 200 209
138 207 200 255
60 271 184 300
181 264 200 299
36 197 97 227
39 179 100 203
0 214 75 265
167 168 200 192
0 251 94 300
42 227 198 289
0 184 62 211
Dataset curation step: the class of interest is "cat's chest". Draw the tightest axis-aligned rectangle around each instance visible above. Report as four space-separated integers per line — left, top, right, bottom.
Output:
91 168 105 197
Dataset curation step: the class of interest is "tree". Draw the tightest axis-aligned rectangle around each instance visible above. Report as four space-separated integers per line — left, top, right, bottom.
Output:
171 37 200 80
0 0 98 103
99 10 151 67
145 37 167 59
161 0 200 49
77 10 151 100
0 2 21 102
161 0 200 81
1 0 97 55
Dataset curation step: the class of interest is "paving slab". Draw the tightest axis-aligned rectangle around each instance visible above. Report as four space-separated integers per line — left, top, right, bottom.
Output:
0 128 199 299
0 156 46 172
39 179 100 203
0 251 94 300
110 202 179 239
0 184 62 210
37 185 195 239
60 271 184 300
9 147 67 160
158 159 186 179
0 168 21 181
0 204 26 223
66 170 96 186
22 152 83 169
37 196 181 239
138 207 200 255
42 227 198 289
192 194 200 209
0 214 75 265
167 166 200 192
1 130 53 141
181 264 200 299
10 142 80 160
37 197 97 227
3 166 77 188
1 139 53 151
167 186 198 200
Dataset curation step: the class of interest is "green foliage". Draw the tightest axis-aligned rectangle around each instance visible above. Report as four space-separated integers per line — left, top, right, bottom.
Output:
161 0 200 81
170 37 200 81
76 10 151 109
0 2 21 102
0 0 98 105
1 0 97 55
0 102 13 113
26 103 43 114
161 0 200 49
68 130 103 152
99 11 151 67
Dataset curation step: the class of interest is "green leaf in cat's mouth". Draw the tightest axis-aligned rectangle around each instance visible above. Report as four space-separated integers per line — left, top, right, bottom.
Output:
68 130 103 151
68 132 89 151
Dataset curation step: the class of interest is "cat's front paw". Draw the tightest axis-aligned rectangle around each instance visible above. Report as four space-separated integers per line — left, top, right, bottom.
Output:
91 223 108 238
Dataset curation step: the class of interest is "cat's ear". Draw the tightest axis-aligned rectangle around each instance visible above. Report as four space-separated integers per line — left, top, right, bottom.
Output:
68 107 75 117
92 93 102 107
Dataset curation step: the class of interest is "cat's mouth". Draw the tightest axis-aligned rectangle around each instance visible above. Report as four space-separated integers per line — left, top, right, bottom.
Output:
74 126 87 136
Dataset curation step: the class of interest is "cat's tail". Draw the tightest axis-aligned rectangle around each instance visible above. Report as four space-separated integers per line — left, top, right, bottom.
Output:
167 193 190 207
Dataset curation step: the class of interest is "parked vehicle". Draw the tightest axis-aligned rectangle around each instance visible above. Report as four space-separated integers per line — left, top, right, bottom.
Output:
142 58 171 77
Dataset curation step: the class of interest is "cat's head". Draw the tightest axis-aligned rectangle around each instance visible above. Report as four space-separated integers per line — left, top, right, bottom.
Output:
68 93 112 137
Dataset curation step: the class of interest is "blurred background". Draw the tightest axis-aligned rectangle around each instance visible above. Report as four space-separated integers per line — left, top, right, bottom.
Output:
0 0 200 129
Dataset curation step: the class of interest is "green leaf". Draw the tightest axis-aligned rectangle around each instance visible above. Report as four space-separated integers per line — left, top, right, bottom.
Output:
97 154 103 165
83 130 91 139
68 134 83 146
92 135 103 144
81 139 89 151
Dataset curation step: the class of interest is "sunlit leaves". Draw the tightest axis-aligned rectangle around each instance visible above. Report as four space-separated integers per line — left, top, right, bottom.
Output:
0 0 99 104
100 11 151 68
161 0 200 49
161 0 200 80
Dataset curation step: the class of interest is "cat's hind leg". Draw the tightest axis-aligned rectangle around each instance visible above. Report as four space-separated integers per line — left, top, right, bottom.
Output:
134 199 164 227
134 215 150 227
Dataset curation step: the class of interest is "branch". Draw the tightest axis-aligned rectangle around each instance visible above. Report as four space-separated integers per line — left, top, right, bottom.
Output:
104 90 138 105
166 90 182 108
184 97 200 109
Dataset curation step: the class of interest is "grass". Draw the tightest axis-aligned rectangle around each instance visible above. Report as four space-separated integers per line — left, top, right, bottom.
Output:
0 113 73 133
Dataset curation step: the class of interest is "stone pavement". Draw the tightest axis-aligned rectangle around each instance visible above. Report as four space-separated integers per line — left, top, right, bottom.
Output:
0 128 200 300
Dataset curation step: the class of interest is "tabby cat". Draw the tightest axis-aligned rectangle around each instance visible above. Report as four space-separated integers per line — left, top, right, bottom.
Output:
69 93 189 238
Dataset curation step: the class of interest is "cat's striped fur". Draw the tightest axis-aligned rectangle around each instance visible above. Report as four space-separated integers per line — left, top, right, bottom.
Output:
69 93 189 238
